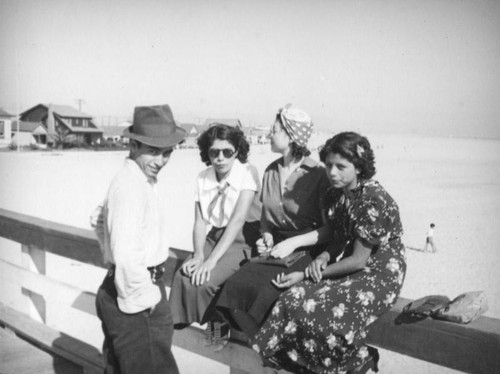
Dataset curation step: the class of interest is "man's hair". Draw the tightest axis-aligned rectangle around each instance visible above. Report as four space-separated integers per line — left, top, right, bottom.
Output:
430 223 435 228
319 132 376 180
197 124 250 166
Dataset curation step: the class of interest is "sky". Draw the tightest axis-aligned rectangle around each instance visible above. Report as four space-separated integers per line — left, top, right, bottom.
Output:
1 0 500 138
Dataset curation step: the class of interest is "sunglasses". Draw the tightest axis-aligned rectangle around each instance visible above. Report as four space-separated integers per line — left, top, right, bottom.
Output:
208 148 236 159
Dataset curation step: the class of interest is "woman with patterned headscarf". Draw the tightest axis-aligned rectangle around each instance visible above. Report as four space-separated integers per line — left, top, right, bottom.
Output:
215 104 330 343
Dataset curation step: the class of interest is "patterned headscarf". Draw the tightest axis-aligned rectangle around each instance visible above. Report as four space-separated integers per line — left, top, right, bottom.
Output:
278 103 313 147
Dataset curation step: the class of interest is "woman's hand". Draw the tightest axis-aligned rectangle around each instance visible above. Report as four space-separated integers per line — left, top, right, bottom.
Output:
270 239 297 259
256 232 274 255
305 253 329 283
272 271 305 289
181 256 203 276
190 259 217 286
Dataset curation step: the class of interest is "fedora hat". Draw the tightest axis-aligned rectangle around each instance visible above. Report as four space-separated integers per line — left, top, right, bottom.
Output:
123 104 186 148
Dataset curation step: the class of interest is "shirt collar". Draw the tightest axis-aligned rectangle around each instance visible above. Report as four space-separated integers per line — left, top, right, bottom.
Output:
277 156 317 170
124 158 154 184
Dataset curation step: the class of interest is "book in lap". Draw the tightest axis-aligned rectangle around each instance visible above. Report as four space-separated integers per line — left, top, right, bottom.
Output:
249 251 306 268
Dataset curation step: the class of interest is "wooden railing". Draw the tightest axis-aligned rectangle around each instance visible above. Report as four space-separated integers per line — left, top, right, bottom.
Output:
0 208 499 374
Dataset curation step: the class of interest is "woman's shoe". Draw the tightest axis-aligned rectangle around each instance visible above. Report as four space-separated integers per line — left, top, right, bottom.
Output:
261 356 282 370
205 322 213 346
212 321 230 352
349 346 379 374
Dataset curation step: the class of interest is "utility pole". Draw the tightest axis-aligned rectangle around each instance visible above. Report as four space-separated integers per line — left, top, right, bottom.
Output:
75 98 86 112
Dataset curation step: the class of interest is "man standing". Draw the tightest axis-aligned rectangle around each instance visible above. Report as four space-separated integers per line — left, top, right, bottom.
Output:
423 223 437 253
94 104 186 373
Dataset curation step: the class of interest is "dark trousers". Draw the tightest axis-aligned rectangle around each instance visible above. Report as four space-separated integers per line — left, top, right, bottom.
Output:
95 273 179 374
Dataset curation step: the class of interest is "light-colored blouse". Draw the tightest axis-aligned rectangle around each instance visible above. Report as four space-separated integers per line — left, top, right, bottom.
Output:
195 159 261 228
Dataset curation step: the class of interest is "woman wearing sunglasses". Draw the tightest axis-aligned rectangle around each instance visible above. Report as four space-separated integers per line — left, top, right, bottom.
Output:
215 104 330 341
170 123 261 348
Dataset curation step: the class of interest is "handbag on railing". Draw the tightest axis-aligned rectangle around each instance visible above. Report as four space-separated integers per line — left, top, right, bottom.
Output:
401 295 451 320
432 291 488 324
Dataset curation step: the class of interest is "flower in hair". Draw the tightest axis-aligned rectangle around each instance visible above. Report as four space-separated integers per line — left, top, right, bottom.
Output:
356 144 365 157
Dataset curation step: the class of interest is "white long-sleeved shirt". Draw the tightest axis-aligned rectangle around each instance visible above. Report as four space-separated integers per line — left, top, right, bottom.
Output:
101 158 168 313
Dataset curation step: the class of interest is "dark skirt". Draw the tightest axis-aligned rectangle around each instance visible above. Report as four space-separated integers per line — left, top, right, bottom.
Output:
170 221 260 326
215 230 324 337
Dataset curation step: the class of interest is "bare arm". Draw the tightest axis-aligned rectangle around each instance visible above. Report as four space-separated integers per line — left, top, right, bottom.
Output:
191 190 256 285
192 202 207 259
270 225 334 258
320 238 372 279
181 202 206 276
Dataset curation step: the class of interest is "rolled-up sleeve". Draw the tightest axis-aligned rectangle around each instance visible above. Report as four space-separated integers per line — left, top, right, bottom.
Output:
107 182 161 314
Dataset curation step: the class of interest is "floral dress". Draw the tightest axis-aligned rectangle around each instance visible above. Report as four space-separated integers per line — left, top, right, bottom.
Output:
252 179 407 374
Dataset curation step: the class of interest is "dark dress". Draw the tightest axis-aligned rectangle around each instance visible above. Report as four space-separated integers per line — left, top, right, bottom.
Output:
252 180 407 374
215 157 330 336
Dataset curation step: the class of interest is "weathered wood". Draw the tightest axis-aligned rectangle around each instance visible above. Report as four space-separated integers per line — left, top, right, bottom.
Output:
368 297 500 374
0 327 84 374
0 303 102 374
173 325 280 374
0 208 105 268
0 259 96 315
1 207 500 374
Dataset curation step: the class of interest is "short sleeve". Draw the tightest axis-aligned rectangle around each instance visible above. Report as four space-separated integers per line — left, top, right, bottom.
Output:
352 195 392 246
194 172 203 202
241 164 260 192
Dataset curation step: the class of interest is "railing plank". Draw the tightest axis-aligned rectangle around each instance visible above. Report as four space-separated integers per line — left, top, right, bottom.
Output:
368 297 500 374
0 208 104 268
0 303 102 374
1 207 500 374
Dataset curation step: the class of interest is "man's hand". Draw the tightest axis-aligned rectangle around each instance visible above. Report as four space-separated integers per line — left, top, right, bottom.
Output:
89 204 105 246
271 271 305 289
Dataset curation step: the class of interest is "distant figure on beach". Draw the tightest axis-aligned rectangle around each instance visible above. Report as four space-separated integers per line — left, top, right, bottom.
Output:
169 123 261 349
424 223 437 253
93 104 185 373
251 132 407 374
215 104 330 340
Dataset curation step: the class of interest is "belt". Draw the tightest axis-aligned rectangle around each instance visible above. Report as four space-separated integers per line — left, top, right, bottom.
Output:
107 261 166 284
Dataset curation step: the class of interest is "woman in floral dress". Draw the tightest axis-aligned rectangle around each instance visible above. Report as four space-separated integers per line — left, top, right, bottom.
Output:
252 132 406 374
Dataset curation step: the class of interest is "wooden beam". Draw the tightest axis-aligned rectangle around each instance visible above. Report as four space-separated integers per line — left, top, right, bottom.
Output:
0 208 104 268
0 303 102 374
1 208 500 374
367 297 500 374
0 259 96 316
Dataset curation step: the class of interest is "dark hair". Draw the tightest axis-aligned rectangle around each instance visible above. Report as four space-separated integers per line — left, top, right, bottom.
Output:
430 223 435 228
290 142 311 158
275 114 311 159
319 132 376 179
197 123 250 166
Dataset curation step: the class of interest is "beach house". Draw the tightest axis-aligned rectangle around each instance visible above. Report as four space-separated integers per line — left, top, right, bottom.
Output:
0 108 15 146
19 104 103 147
8 121 49 148
179 123 208 148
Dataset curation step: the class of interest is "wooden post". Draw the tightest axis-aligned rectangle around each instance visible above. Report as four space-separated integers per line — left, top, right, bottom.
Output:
21 244 46 324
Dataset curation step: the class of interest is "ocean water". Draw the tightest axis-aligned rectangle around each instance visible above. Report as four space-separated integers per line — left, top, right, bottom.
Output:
1 133 498 373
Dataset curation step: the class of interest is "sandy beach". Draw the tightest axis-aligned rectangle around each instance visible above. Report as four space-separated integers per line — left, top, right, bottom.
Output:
1 133 499 373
